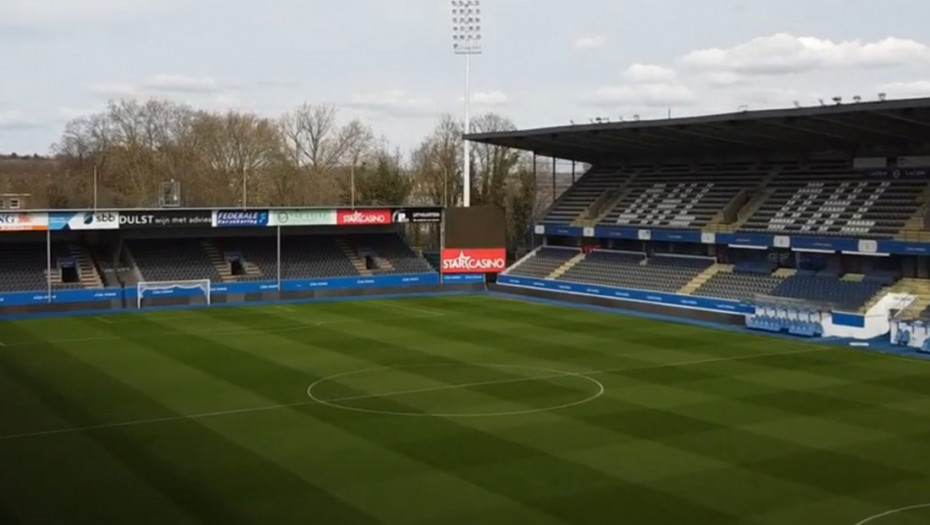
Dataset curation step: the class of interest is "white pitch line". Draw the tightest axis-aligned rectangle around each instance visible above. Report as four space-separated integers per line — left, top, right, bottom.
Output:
854 502 930 525
95 316 114 324
0 345 831 442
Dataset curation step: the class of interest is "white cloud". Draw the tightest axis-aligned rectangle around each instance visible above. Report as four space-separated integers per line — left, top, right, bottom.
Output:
143 74 219 94
89 74 223 98
682 34 930 76
89 82 139 97
587 63 694 107
624 63 678 84
589 83 696 108
0 0 170 22
0 110 38 130
469 91 510 107
877 81 930 99
345 89 435 117
58 106 103 120
573 35 606 50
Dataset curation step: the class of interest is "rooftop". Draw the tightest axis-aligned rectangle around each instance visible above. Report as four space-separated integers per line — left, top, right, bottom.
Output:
466 97 930 163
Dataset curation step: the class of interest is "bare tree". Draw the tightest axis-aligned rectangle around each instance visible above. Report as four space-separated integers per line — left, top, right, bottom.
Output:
470 113 521 208
411 114 462 207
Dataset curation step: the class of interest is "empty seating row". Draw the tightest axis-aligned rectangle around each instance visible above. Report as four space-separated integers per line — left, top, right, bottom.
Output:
542 167 627 224
692 272 784 301
559 251 712 293
507 247 579 278
770 275 885 309
351 235 434 275
0 243 96 292
221 236 359 280
600 170 762 229
741 178 924 238
129 239 222 283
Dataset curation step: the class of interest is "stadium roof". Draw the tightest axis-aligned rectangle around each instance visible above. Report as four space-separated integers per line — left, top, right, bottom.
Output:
466 97 930 163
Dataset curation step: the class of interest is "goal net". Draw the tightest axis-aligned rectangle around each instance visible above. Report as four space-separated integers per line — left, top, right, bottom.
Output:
137 279 211 308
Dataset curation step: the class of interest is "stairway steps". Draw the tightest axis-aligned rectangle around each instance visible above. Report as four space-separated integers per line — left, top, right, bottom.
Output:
335 238 373 276
548 253 587 279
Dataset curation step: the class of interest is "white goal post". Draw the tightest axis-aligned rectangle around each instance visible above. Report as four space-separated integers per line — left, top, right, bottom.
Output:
137 279 211 308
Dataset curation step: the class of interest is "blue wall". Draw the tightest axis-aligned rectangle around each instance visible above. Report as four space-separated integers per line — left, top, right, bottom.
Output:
498 275 754 314
542 222 930 256
0 273 442 307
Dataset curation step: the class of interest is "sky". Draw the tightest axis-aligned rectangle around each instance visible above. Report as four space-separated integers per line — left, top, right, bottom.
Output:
2 0 930 155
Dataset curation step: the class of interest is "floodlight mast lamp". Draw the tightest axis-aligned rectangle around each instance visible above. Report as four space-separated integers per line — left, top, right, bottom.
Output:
452 0 481 208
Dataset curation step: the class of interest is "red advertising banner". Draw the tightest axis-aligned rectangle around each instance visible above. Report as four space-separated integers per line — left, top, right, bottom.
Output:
441 248 507 274
337 209 392 226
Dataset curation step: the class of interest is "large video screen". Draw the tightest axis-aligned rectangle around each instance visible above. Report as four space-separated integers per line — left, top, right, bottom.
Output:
445 205 505 249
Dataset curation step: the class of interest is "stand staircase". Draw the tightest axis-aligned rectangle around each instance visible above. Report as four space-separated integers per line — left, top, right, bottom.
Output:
67 244 104 288
679 263 733 295
335 238 373 276
885 278 930 319
201 240 262 282
372 253 396 272
897 182 930 241
574 173 639 227
547 252 587 279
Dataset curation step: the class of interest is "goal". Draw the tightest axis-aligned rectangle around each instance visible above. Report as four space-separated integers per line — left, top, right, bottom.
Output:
137 279 211 308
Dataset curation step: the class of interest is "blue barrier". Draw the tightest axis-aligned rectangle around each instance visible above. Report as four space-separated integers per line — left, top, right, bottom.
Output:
593 227 638 240
442 274 486 283
831 311 866 328
716 233 772 247
0 273 442 307
497 275 754 314
0 288 124 306
546 225 585 237
544 222 930 256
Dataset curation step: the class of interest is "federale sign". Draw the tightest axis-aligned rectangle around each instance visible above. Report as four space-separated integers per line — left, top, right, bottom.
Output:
212 210 270 228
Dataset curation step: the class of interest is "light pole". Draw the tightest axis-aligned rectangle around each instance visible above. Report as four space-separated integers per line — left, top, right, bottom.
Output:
451 0 481 208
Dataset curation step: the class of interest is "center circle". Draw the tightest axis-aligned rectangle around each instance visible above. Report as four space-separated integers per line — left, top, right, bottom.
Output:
306 364 605 417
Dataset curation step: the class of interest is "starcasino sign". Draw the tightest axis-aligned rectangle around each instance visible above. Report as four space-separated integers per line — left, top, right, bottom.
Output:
440 248 507 274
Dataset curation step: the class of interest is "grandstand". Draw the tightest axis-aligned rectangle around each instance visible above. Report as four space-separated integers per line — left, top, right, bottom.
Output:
474 97 930 332
0 221 440 310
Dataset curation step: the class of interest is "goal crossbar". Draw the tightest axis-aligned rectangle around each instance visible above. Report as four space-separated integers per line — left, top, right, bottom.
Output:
137 279 211 308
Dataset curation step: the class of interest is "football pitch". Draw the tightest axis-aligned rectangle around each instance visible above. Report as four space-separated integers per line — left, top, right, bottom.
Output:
1 294 930 525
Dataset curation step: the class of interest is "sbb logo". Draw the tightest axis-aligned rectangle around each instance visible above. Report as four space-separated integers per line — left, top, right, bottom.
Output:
440 248 506 274
337 209 392 225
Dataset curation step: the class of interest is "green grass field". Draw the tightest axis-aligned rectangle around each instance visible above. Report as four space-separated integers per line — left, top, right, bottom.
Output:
1 294 930 524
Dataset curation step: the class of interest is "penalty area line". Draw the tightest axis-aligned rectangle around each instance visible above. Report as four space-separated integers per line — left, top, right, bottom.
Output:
0 344 832 442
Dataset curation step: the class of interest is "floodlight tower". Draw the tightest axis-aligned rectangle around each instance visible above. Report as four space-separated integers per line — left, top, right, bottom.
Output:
452 0 481 207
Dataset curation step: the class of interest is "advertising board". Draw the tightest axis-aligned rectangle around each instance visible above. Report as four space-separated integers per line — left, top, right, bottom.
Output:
0 212 48 231
48 211 120 231
391 208 442 224
212 210 270 228
269 209 337 227
118 210 213 228
440 248 506 274
337 209 392 226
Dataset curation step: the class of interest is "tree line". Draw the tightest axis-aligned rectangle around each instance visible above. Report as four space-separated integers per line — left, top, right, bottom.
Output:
0 99 557 250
